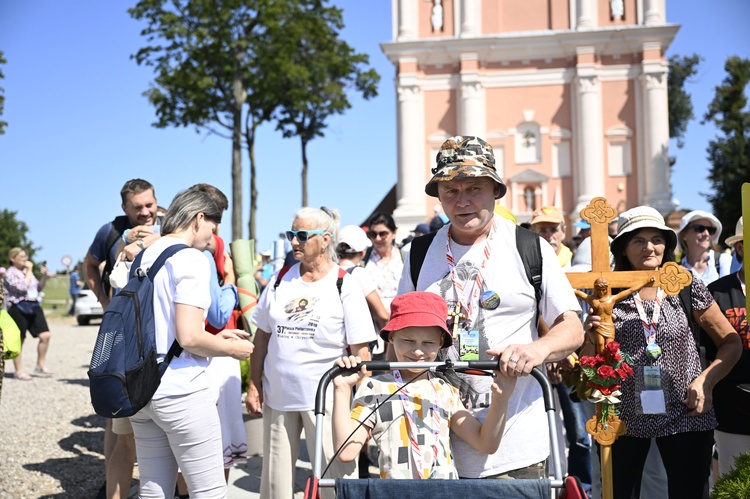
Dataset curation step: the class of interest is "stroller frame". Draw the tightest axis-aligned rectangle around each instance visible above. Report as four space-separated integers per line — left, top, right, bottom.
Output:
308 360 567 497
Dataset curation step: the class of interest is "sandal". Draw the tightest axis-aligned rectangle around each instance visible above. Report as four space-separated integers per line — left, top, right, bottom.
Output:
33 366 53 377
13 372 32 381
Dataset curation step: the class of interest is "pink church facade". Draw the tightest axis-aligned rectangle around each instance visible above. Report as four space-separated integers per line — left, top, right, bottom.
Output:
382 0 678 232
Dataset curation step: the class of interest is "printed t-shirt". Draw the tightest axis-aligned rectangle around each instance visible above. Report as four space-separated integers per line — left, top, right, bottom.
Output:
251 263 377 411
138 237 212 399
397 215 581 477
352 373 461 479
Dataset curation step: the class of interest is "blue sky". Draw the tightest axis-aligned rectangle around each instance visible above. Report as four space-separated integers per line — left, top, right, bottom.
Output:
1 1 748 270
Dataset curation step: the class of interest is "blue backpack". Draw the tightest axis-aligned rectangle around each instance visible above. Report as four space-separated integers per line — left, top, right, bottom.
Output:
88 244 187 418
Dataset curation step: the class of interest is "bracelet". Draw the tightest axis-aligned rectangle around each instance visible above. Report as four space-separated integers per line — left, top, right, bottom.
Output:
122 229 131 244
137 239 145 250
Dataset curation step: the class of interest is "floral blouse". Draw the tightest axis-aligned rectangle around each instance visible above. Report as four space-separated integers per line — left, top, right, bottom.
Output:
613 278 717 437
3 266 41 306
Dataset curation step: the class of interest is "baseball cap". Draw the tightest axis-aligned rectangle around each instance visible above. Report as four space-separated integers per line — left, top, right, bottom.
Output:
611 206 677 257
725 217 744 247
531 206 564 225
413 223 430 235
425 136 507 199
338 225 372 253
380 292 452 348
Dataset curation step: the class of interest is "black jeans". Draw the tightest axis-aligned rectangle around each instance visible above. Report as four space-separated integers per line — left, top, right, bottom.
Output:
608 431 712 499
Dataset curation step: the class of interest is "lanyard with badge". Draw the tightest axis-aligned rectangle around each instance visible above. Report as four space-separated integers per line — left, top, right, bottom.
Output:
392 370 441 479
634 288 667 414
445 218 501 361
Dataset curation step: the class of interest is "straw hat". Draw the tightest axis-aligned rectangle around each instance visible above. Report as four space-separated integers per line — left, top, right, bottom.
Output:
725 217 744 247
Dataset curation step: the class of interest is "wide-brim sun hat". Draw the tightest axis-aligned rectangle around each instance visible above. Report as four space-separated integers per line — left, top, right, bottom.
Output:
380 292 452 348
678 210 723 248
725 217 744 247
611 206 677 258
425 135 507 199
338 225 372 253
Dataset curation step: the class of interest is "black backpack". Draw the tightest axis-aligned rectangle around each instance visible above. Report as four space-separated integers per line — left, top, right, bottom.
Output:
408 225 543 319
88 244 187 418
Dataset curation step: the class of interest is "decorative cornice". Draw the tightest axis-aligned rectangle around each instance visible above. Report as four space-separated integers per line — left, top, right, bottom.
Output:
381 25 678 66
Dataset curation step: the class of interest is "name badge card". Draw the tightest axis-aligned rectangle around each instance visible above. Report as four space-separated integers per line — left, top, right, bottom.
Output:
640 365 666 414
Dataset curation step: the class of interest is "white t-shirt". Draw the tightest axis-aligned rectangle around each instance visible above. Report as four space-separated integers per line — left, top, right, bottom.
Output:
138 237 212 399
251 263 377 411
339 260 377 297
398 215 581 477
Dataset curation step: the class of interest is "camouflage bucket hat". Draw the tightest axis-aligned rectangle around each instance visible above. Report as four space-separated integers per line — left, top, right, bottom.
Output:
425 135 507 199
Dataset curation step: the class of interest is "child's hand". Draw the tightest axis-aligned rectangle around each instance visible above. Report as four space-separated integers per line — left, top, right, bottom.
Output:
490 371 517 399
333 355 367 389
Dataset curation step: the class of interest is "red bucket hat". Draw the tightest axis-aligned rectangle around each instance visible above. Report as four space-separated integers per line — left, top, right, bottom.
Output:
380 292 452 348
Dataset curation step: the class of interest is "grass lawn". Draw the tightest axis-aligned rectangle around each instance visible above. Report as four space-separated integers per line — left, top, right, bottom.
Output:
42 274 74 319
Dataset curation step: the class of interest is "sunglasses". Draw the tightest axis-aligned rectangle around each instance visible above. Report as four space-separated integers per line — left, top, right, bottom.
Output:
691 224 717 236
368 230 391 240
286 230 327 242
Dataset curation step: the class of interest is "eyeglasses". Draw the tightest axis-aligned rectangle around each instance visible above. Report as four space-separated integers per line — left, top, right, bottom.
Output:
368 230 391 240
691 224 717 236
286 230 327 242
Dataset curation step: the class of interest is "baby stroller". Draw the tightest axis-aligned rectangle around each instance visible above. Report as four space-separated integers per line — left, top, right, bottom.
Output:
304 360 587 498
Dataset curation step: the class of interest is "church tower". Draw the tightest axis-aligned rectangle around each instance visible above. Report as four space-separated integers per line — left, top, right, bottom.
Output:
382 0 677 229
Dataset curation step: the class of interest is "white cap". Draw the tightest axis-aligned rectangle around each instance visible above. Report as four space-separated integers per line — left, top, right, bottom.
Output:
338 225 371 253
725 217 744 247
260 250 271 257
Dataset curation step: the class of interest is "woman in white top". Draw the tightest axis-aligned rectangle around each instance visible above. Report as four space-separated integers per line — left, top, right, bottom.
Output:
129 189 253 499
364 212 404 310
246 207 376 499
678 210 733 285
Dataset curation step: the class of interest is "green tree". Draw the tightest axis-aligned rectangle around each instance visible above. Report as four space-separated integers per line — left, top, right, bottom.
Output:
129 0 307 240
668 54 702 150
0 51 7 135
703 56 750 245
0 209 40 266
274 5 379 207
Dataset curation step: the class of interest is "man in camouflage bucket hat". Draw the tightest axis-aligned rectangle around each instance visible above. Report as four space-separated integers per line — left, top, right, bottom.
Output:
426 135 507 199
399 134 583 480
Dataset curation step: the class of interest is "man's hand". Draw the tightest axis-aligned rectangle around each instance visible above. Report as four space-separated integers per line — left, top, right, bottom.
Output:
490 342 551 377
124 225 155 244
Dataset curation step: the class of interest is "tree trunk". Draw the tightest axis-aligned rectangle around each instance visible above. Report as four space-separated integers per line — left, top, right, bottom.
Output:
247 120 259 242
231 107 243 241
301 137 309 207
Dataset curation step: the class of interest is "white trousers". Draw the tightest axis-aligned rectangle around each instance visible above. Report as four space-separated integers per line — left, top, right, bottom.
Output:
130 388 227 499
715 429 750 477
261 401 357 499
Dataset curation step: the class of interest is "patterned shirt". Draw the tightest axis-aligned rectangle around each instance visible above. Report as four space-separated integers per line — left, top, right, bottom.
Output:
351 373 462 479
613 278 717 437
365 246 403 309
3 266 40 306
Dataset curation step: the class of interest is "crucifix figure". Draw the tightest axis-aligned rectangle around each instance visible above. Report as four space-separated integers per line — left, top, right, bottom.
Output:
448 301 466 342
566 197 692 499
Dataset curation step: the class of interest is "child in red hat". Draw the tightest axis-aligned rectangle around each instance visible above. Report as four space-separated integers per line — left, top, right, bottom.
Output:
332 291 516 479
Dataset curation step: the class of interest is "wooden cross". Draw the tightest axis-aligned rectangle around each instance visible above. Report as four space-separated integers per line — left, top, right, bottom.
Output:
566 197 692 499
448 302 466 342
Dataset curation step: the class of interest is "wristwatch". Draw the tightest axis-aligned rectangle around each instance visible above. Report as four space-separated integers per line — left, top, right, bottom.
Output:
137 239 145 250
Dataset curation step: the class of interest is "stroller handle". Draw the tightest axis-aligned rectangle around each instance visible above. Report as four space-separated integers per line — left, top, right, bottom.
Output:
314 360 554 416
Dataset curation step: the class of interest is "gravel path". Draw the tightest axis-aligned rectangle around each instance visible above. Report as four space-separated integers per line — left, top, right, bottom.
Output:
0 317 317 499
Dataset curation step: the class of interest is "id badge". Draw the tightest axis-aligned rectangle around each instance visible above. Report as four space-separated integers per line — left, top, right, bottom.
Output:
640 365 666 414
459 330 479 361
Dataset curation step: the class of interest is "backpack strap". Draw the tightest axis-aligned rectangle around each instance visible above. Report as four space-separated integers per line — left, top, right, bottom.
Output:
273 266 293 291
515 226 543 323
362 246 374 266
677 282 707 369
102 215 131 295
409 232 438 289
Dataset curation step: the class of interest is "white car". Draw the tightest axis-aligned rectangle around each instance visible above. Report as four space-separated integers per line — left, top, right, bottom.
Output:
74 289 104 326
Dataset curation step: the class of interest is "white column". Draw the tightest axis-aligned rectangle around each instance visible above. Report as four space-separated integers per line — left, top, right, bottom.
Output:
397 0 418 41
641 60 674 212
458 56 486 138
460 0 481 36
644 0 662 25
392 76 427 227
573 68 605 217
576 0 594 29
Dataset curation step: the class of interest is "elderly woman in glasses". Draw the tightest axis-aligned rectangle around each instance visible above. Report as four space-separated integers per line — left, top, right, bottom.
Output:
678 210 733 285
245 206 376 499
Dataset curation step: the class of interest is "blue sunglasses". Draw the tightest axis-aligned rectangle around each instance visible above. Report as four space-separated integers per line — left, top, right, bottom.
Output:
286 230 327 242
